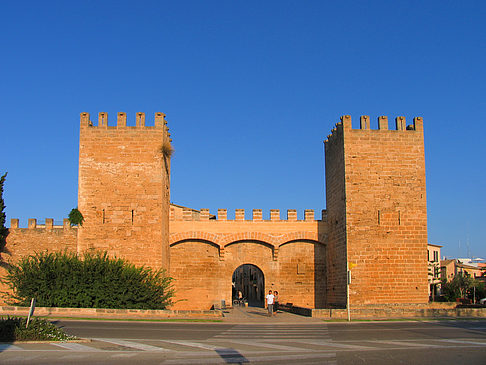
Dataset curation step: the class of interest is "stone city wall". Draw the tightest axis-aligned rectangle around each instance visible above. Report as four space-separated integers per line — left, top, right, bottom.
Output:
169 208 327 310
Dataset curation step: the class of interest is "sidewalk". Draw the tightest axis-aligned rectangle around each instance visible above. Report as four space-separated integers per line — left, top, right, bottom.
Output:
221 306 322 323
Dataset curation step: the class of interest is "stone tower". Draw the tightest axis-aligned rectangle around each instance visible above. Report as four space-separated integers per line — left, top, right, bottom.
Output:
325 115 428 307
77 112 171 269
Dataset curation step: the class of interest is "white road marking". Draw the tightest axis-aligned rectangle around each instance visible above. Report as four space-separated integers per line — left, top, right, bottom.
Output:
110 353 139 358
214 324 332 340
436 339 486 346
159 340 222 351
95 338 171 352
292 339 372 349
373 340 440 348
51 342 102 351
218 338 319 352
57 354 90 360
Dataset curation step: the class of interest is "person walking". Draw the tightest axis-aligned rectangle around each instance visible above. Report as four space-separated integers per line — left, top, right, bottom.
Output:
266 290 275 316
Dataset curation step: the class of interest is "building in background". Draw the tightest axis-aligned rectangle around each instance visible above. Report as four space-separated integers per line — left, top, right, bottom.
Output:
440 258 485 283
427 244 442 300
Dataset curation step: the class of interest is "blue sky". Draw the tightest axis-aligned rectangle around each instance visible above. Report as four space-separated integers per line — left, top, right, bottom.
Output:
1 1 485 259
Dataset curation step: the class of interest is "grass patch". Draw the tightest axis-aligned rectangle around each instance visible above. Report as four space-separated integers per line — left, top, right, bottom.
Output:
47 317 223 323
0 317 77 342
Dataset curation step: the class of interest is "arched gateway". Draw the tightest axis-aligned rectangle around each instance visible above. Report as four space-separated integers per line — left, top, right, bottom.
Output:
232 264 265 307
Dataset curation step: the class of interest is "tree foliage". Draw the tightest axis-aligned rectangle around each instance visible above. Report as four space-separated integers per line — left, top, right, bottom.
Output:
441 273 486 302
4 251 173 309
0 172 7 252
68 208 84 226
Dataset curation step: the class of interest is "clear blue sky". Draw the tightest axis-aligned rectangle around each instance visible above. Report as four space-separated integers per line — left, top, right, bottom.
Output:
1 1 485 259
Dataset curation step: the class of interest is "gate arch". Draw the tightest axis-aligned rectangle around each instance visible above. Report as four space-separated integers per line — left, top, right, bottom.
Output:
232 263 265 307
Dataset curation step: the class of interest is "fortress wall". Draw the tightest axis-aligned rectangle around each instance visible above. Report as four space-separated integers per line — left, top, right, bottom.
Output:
0 219 77 303
5 219 77 259
326 115 428 305
169 239 222 310
277 241 326 308
168 213 327 309
77 112 171 269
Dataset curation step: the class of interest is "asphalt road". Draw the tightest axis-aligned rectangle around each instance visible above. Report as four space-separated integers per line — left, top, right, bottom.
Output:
1 319 485 364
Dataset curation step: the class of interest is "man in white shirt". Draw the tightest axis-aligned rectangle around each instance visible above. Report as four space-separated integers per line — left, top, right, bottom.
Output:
266 290 275 316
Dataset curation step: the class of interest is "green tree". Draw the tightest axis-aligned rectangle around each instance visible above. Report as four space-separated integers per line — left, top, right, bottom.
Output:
68 207 84 226
4 251 174 309
441 272 474 301
470 279 486 303
0 172 7 252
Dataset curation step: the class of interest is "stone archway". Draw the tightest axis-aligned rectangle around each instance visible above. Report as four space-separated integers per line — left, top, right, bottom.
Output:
232 264 265 307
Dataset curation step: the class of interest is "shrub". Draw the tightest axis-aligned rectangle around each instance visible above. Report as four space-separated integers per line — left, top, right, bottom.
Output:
4 251 173 309
68 208 84 226
0 317 77 341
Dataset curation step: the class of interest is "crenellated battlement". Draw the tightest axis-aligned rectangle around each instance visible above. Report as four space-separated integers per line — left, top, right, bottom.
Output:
324 115 423 144
9 218 74 230
80 112 170 133
169 208 327 222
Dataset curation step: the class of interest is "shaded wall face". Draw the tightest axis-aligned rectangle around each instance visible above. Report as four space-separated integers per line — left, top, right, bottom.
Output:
324 125 348 307
78 121 170 269
169 240 326 310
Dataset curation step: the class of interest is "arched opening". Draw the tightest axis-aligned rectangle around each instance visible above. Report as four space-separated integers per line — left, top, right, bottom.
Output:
232 264 265 308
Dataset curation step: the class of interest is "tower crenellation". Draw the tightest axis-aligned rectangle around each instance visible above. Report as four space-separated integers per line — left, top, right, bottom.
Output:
325 115 424 147
79 112 170 130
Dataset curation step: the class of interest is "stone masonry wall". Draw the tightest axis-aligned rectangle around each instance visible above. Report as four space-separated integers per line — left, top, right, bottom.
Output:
77 112 171 269
332 115 429 304
0 219 77 303
169 209 327 310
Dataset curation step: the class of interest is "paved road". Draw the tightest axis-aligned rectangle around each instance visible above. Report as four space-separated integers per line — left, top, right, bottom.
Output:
1 319 485 364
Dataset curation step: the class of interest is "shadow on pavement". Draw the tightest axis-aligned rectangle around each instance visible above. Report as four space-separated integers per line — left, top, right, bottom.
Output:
215 348 249 363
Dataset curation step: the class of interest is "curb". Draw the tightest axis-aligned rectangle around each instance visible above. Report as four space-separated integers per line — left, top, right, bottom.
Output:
0 338 91 344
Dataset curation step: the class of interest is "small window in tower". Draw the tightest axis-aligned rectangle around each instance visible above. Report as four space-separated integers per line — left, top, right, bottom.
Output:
102 209 105 224
131 210 134 224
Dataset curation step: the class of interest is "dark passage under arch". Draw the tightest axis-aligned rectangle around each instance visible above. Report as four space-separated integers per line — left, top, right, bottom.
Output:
232 264 264 307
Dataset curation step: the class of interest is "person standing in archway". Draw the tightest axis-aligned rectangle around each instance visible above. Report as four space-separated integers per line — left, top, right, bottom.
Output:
273 291 279 316
266 290 274 316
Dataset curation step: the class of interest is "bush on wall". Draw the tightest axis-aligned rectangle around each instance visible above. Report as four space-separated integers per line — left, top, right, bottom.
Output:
3 251 173 309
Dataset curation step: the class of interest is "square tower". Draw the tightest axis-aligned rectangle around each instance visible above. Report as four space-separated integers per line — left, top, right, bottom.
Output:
77 112 171 269
325 115 428 306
